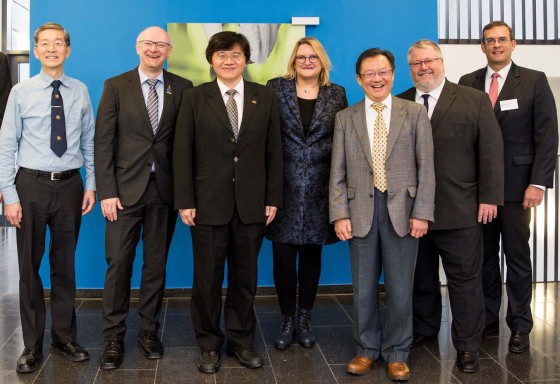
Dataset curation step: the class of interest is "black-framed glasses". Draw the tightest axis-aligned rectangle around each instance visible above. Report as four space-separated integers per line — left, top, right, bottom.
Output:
296 55 319 64
138 40 171 49
483 37 510 45
409 58 442 68
359 69 393 80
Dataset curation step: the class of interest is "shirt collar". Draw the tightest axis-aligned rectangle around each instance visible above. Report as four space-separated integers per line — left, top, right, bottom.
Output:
39 70 68 89
217 78 244 98
486 61 512 80
415 78 445 101
138 67 164 85
364 94 392 111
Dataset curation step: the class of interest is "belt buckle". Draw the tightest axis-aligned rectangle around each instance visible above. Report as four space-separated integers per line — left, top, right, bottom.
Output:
51 172 62 181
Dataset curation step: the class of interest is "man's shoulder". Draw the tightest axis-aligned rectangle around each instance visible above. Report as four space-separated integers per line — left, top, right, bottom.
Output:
396 86 416 101
164 70 193 88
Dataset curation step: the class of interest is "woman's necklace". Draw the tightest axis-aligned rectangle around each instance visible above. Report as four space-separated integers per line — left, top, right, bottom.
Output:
299 83 318 94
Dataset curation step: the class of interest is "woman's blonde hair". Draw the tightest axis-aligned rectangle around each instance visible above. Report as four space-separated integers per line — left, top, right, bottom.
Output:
284 37 332 86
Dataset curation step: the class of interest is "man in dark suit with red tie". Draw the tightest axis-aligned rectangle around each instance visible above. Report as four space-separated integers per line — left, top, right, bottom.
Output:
173 31 283 374
95 26 193 370
459 21 558 354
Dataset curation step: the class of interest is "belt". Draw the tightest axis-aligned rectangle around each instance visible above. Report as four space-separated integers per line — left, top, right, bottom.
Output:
20 167 80 181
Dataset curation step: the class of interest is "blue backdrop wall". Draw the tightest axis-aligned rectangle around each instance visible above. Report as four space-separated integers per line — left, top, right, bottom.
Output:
31 0 438 288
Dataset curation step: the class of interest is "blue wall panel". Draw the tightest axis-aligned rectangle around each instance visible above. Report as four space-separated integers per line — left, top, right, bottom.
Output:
31 0 438 288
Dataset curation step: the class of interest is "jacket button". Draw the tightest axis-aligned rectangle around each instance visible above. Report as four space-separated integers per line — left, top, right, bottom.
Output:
231 138 235 143
369 193 373 198
370 170 373 175
234 157 239 162
232 178 235 182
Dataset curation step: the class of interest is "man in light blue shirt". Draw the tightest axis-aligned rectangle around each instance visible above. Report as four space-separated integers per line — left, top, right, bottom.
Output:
0 22 95 373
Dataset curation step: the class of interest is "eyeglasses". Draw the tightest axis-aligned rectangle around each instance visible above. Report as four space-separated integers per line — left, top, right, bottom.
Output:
138 40 171 49
409 58 442 68
483 37 511 45
296 55 320 64
36 40 67 49
215 52 244 62
359 69 393 80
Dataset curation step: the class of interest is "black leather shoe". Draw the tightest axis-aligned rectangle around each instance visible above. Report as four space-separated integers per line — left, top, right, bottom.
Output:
297 308 316 348
198 350 220 373
509 331 530 353
100 338 124 370
456 350 479 373
51 341 89 362
138 330 163 359
483 321 500 338
411 334 437 348
274 315 295 350
227 349 264 369
16 348 43 373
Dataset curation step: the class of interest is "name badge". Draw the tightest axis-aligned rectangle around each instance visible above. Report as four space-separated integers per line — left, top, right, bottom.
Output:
500 99 518 111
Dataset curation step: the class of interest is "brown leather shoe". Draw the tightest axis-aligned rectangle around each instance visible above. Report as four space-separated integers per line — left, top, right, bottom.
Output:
387 362 410 381
346 356 374 375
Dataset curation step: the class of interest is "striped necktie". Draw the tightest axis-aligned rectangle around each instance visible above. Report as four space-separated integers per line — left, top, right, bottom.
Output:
146 79 159 134
226 89 239 139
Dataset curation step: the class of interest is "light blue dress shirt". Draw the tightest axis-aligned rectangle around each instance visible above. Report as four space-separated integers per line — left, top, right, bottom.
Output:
0 70 96 204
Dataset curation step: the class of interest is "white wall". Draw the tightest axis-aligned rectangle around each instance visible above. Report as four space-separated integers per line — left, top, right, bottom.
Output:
440 44 560 82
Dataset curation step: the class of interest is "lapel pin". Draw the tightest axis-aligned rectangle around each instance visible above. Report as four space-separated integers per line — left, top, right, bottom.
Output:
252 99 257 104
166 85 172 95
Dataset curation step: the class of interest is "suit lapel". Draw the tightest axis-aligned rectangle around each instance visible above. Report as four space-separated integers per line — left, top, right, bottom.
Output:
386 96 405 159
308 85 328 138
497 62 521 104
129 69 154 136
239 81 259 137
206 80 235 136
283 79 303 132
157 70 174 136
430 80 457 132
351 101 373 169
472 68 486 92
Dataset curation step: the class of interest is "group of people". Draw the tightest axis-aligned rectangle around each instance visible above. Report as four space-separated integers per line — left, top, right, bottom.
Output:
0 20 557 382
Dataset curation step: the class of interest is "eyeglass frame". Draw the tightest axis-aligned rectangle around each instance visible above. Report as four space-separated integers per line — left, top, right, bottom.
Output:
409 57 442 68
214 52 245 62
359 68 393 80
36 40 67 49
483 37 511 45
296 55 320 64
138 40 171 49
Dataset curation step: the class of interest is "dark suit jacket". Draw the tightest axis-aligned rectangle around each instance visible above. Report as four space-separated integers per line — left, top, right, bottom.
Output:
265 77 347 245
0 52 12 127
173 79 283 225
398 80 504 230
95 68 193 206
459 62 558 201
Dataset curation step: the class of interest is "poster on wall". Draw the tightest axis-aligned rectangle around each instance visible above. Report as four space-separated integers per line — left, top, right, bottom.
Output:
167 23 305 86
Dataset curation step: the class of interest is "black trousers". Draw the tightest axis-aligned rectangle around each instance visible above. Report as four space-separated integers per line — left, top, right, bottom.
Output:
413 225 485 351
16 170 83 350
272 242 322 316
190 209 266 352
483 202 533 333
102 176 176 340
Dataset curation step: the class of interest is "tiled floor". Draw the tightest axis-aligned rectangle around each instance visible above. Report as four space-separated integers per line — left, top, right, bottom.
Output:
1 227 560 383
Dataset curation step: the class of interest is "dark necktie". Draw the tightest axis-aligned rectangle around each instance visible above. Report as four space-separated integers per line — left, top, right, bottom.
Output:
50 80 67 157
146 79 159 134
421 94 430 113
226 89 239 139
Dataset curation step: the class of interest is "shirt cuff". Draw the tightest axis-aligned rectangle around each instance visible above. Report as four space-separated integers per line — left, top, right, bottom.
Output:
530 184 546 191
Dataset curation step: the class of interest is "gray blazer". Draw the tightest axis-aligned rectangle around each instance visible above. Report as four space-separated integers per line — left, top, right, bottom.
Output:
329 96 435 238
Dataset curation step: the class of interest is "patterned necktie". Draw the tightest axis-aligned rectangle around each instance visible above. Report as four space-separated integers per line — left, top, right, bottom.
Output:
421 94 430 113
50 80 67 157
226 89 239 139
489 72 500 108
146 79 159 134
372 103 387 192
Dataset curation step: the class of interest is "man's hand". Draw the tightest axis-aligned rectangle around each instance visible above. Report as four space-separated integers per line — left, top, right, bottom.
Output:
265 206 277 226
101 198 123 222
409 218 429 238
81 190 96 216
478 203 498 224
523 185 545 209
179 209 196 226
5 202 22 228
334 218 353 241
